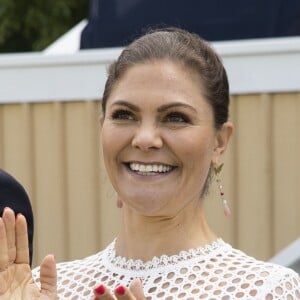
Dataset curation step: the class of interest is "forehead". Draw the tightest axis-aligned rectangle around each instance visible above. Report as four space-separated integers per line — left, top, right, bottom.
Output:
107 60 209 110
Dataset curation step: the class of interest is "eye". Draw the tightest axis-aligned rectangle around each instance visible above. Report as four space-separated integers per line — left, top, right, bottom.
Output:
164 112 190 123
111 109 135 120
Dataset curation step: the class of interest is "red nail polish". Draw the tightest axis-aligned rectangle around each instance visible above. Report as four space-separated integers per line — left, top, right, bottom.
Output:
115 285 126 295
94 284 105 295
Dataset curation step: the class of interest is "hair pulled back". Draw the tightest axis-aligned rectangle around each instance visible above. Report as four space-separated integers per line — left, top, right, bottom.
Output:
102 27 230 129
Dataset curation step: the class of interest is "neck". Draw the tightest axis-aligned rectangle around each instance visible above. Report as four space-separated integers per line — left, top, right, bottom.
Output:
115 201 217 261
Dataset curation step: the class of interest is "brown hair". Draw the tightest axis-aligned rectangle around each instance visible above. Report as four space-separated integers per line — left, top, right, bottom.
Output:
102 27 230 129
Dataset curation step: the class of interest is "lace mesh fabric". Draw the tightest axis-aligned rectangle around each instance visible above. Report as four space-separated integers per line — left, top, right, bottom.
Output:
32 239 300 299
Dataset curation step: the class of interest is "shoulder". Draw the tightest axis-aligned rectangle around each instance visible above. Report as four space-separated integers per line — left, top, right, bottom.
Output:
222 245 300 299
256 262 300 299
254 261 300 299
32 248 106 284
59 249 105 273
32 248 108 299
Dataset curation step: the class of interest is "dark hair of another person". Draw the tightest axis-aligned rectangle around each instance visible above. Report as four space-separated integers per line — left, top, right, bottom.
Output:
0 169 34 266
102 27 230 129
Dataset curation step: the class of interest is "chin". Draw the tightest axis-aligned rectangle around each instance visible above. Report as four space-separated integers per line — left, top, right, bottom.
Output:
122 193 170 216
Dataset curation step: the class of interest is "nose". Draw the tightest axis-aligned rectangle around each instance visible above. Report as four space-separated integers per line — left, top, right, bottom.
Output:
131 122 163 151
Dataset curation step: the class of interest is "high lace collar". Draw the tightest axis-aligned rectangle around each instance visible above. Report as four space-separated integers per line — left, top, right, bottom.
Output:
104 238 229 271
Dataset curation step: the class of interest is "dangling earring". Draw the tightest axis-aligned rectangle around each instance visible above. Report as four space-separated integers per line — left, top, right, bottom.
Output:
116 196 123 208
213 163 231 217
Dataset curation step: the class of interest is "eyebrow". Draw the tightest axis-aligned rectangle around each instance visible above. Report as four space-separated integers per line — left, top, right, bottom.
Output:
111 100 197 113
157 102 197 113
110 101 140 112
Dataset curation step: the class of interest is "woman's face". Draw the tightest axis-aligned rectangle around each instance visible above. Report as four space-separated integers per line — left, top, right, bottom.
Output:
101 60 230 216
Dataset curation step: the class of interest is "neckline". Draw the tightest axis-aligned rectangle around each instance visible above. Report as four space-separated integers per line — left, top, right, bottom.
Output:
105 238 229 271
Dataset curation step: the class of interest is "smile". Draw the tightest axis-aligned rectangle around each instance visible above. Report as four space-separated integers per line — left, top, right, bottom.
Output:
125 162 177 176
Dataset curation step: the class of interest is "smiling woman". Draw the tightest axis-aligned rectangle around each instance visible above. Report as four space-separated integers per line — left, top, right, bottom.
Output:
101 60 226 217
0 27 299 300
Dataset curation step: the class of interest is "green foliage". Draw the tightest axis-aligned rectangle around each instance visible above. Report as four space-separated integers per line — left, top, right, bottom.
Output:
0 0 88 53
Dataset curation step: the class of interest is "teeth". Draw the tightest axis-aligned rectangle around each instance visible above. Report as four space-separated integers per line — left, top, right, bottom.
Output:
129 163 173 173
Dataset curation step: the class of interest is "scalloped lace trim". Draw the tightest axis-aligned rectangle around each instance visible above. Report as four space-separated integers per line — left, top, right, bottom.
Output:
106 238 227 271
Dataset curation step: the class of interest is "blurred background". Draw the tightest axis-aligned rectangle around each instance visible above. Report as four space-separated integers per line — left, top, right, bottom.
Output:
0 0 299 274
1 0 300 53
0 0 88 53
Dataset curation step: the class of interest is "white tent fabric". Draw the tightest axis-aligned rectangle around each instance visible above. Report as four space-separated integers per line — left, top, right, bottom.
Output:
43 19 87 55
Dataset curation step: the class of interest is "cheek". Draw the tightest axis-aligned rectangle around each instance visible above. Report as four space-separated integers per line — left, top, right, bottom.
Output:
101 123 132 161
177 131 215 162
101 125 119 165
101 125 124 187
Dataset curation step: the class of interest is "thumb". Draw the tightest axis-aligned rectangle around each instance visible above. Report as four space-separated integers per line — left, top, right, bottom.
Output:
129 278 145 299
40 254 57 297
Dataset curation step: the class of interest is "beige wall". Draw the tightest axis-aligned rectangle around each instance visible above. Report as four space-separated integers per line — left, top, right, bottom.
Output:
0 93 299 267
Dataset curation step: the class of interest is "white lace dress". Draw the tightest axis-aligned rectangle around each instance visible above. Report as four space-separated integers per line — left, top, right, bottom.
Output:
32 239 300 299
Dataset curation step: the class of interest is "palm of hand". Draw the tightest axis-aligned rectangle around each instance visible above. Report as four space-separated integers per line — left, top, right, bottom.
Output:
0 264 41 299
0 208 57 300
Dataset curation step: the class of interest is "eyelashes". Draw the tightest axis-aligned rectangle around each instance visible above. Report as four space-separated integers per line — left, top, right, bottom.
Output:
111 109 135 120
163 112 191 123
110 109 191 124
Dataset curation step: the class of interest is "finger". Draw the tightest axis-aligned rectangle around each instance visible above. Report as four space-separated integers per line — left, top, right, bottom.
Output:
94 284 115 299
114 285 136 300
2 207 16 263
129 279 145 299
0 217 9 271
40 255 57 296
15 213 29 265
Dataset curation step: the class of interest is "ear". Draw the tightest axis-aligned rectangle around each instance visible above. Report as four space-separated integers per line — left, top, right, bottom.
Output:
99 114 104 127
212 121 233 164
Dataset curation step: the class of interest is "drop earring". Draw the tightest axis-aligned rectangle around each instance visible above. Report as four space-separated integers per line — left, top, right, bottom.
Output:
213 163 231 217
116 196 123 208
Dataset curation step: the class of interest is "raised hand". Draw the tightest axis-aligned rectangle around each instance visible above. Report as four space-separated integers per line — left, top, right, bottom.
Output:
0 207 57 299
94 278 146 300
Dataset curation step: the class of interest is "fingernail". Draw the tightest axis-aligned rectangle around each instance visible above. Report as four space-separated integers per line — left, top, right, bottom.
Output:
115 285 126 295
50 254 56 261
4 207 13 213
94 284 105 295
16 213 24 219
